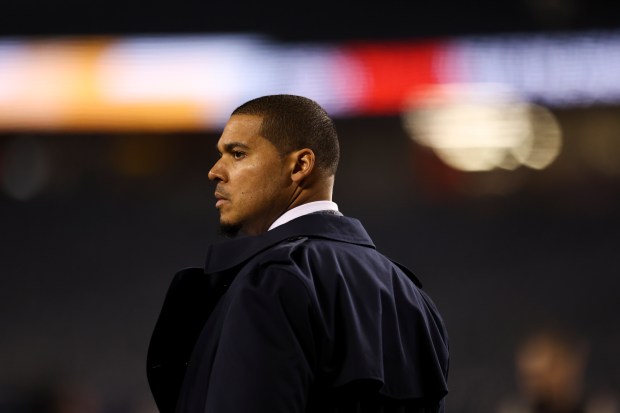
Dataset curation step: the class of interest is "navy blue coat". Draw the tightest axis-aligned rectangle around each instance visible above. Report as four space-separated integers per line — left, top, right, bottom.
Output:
147 214 449 413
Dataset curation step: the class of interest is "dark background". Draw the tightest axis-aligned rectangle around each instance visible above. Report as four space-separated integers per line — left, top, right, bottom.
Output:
2 2 620 413
3 0 620 40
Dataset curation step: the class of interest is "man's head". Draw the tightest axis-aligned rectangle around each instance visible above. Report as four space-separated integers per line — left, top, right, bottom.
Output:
208 95 340 237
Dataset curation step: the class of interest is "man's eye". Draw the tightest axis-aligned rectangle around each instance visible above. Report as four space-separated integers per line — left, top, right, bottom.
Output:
233 151 246 159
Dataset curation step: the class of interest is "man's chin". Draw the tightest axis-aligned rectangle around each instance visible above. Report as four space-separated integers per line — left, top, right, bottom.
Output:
218 221 242 238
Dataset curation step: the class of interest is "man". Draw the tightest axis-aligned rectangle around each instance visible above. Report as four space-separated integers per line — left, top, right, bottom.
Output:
147 95 449 413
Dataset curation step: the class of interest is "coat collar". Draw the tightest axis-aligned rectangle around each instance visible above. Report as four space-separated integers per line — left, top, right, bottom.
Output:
204 214 375 273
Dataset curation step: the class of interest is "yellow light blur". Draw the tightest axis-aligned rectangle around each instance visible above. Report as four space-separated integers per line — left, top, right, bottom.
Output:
403 84 562 172
0 39 209 131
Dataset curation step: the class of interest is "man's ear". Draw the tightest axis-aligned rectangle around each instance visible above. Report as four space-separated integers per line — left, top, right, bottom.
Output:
290 148 315 183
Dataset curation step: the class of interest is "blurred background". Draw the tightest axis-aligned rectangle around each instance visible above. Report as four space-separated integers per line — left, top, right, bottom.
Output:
2 1 620 413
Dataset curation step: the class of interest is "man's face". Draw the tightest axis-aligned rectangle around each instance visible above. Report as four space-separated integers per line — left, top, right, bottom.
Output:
209 114 294 236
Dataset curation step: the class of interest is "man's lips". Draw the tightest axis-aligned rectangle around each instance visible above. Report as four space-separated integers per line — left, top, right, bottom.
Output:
214 192 229 208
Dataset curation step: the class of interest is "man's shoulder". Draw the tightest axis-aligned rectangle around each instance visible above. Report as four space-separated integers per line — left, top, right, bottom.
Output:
254 232 415 287
261 230 379 262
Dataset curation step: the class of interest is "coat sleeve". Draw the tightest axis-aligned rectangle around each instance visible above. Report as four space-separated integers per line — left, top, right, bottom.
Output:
147 268 232 413
202 265 316 413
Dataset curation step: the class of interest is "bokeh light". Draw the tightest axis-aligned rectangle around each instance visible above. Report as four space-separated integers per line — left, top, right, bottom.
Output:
402 84 562 172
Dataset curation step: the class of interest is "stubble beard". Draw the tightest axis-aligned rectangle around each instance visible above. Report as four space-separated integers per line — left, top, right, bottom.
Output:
218 220 241 238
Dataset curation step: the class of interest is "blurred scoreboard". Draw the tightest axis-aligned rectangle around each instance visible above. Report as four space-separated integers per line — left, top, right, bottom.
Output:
1 31 619 131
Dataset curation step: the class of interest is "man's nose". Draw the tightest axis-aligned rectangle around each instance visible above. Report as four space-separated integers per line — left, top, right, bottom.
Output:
208 160 225 182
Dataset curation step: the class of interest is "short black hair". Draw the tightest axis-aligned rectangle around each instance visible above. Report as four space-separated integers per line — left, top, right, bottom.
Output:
231 94 339 176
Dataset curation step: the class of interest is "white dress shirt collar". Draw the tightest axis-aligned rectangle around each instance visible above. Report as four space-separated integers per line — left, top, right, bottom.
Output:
268 200 339 231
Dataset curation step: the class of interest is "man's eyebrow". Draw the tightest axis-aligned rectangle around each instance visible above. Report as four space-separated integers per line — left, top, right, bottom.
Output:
217 142 251 152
